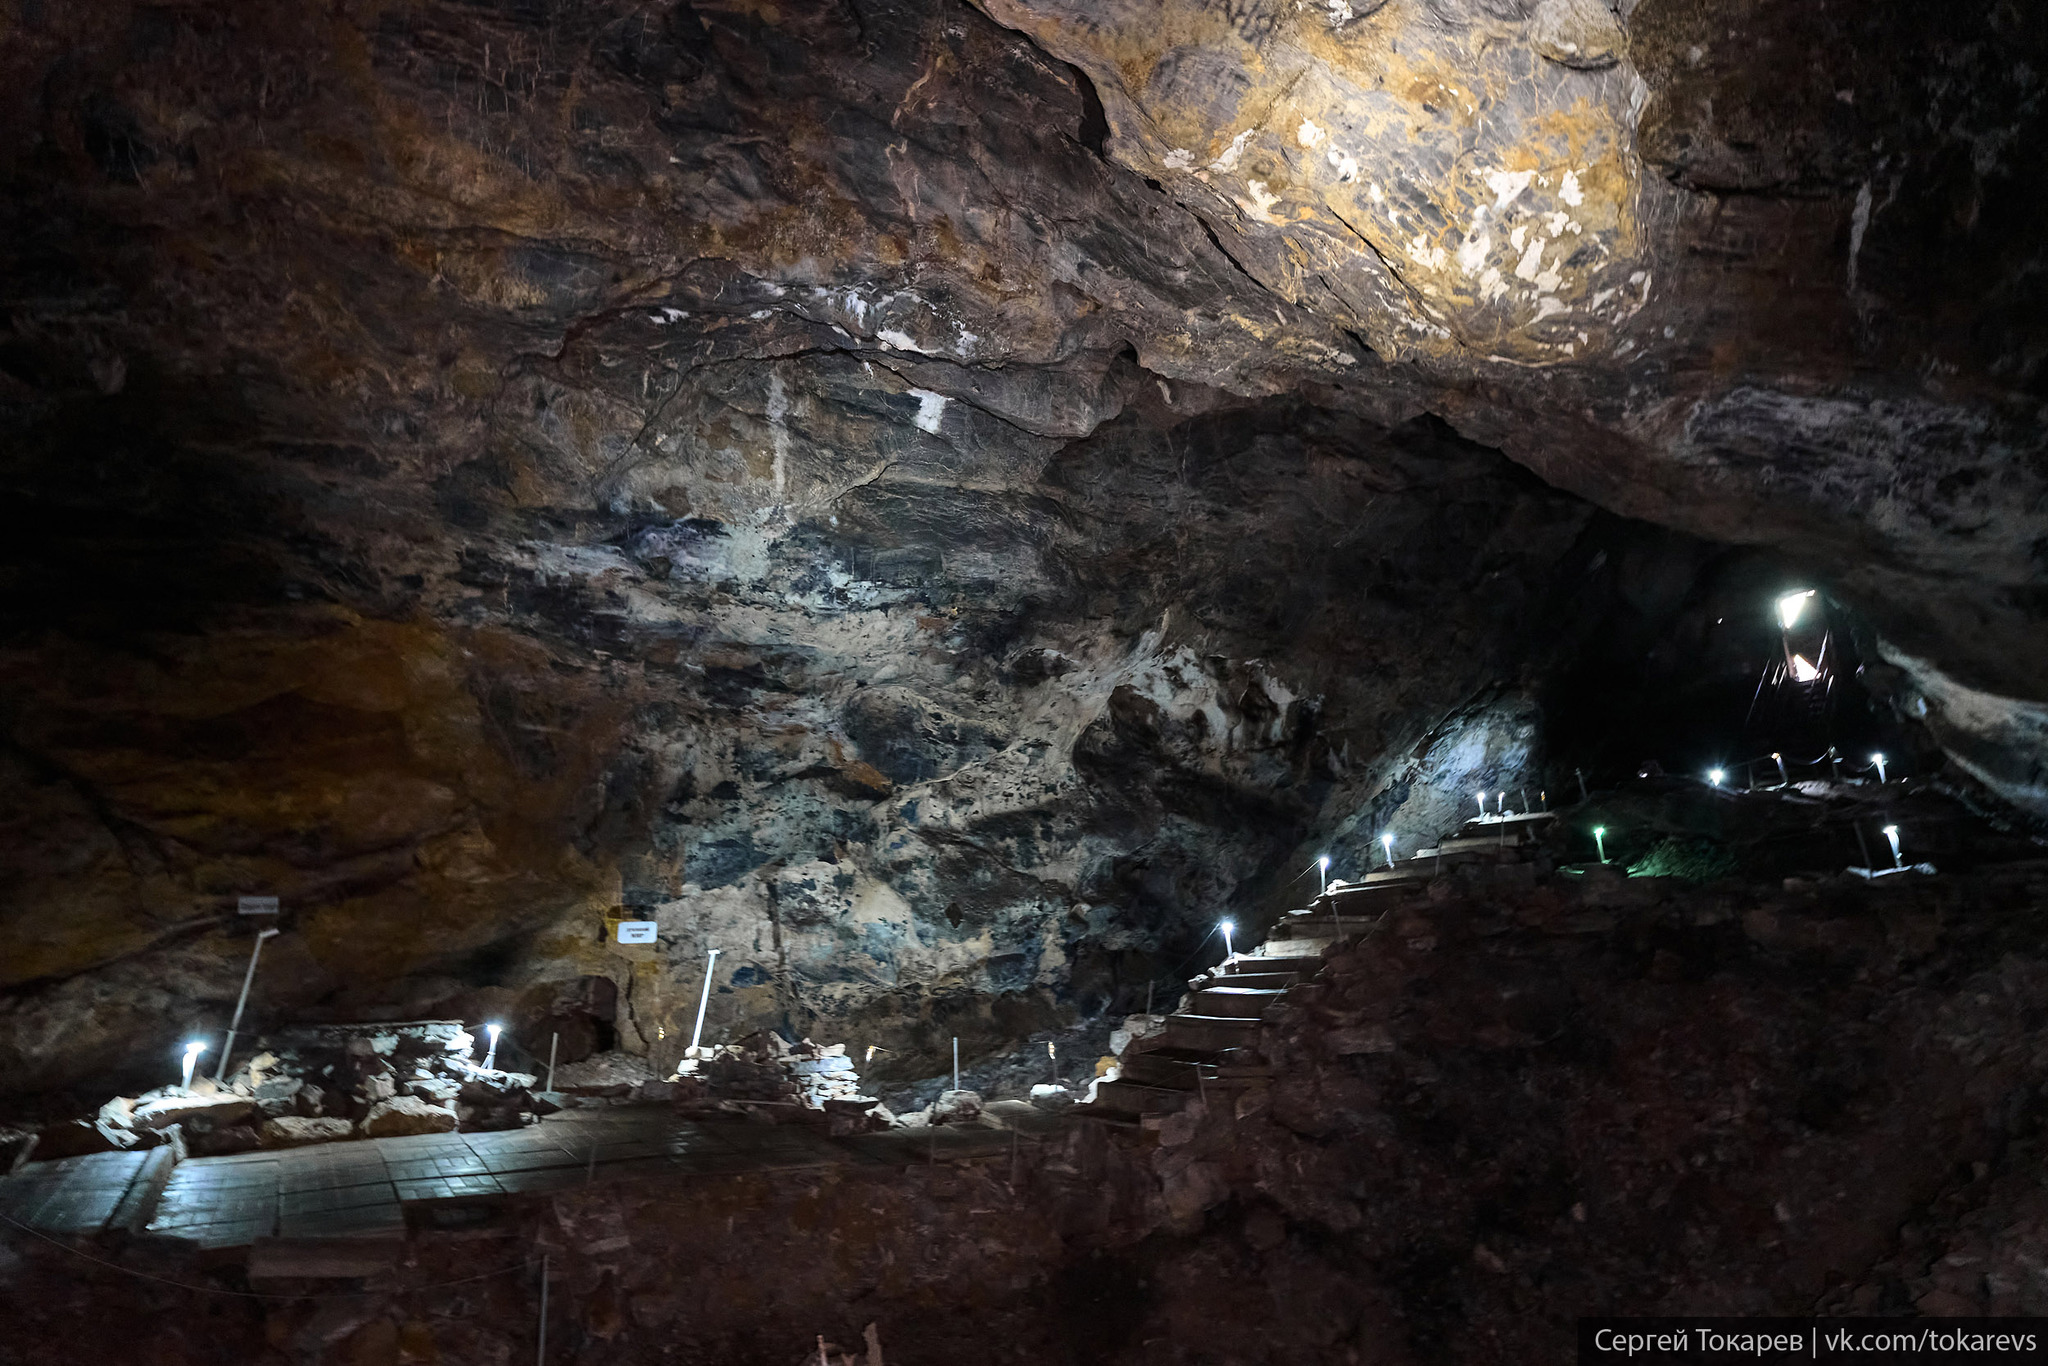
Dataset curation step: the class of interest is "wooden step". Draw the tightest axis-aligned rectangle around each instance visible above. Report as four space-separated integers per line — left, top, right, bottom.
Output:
1188 986 1284 1018
1160 1014 1262 1052
1201 970 1298 991
1235 954 1324 975
1082 1080 1187 1117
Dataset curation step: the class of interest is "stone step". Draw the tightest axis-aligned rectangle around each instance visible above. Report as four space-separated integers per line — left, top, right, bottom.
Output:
1187 986 1284 1018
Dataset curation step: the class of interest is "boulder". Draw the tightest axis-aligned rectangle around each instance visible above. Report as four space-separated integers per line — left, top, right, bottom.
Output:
261 1116 357 1148
360 1096 457 1137
132 1094 256 1131
932 1089 983 1125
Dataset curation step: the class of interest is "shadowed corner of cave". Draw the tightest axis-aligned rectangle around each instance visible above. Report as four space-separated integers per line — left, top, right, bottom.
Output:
2 0 2048 1360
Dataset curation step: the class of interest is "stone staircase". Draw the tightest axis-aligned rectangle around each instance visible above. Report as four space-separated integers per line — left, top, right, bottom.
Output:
1083 811 1555 1122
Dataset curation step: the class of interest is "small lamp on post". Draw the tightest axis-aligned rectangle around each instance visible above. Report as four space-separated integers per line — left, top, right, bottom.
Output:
180 1040 208 1091
482 1022 502 1072
1380 832 1394 869
1882 824 1904 871
1220 919 1235 963
1871 752 1888 784
1593 826 1608 864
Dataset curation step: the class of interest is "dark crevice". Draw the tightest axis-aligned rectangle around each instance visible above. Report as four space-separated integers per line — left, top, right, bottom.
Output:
1065 60 1110 159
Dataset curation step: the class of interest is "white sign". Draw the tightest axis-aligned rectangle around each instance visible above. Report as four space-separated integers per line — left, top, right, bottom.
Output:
238 896 280 916
615 920 658 944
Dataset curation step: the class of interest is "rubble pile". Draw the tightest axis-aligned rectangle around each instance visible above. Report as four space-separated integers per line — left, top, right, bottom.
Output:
26 1021 545 1159
674 1032 888 1131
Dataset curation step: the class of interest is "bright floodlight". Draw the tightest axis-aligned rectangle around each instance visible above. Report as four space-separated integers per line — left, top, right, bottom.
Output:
1881 824 1903 869
1708 768 1725 787
1220 919 1235 960
181 1039 207 1089
1380 832 1394 868
1789 653 1821 682
482 1022 503 1071
1476 790 1487 815
1871 752 1888 783
1592 825 1608 863
1776 589 1816 631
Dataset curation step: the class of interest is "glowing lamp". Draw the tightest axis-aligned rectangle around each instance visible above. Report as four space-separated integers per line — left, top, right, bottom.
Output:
1592 826 1608 863
1776 589 1816 631
1219 919 1235 961
1789 653 1821 683
1498 790 1507 815
1380 832 1394 868
1772 752 1789 785
1708 768 1725 788
482 1022 503 1072
1317 854 1330 895
181 1040 208 1090
1882 824 1903 870
1871 752 1888 783
1476 790 1487 816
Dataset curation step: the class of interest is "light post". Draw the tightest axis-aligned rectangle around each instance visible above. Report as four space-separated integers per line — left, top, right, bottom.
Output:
1220 919 1234 963
1593 826 1608 864
1882 824 1904 871
688 947 722 1058
1316 855 1329 895
1708 768 1725 788
1871 752 1888 783
1380 832 1394 869
482 1022 503 1071
216 926 280 1082
1772 752 1789 786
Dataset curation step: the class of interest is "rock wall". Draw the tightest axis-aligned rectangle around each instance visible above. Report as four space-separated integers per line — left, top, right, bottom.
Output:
0 0 2044 1093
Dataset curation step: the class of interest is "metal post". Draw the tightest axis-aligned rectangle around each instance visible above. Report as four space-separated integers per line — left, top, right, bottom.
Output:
1575 768 1588 802
216 928 280 1081
688 947 722 1056
537 1254 549 1366
952 1037 960 1093
545 1033 558 1092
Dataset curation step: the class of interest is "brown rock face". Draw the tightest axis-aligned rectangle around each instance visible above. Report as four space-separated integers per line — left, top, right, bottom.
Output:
0 0 2041 1096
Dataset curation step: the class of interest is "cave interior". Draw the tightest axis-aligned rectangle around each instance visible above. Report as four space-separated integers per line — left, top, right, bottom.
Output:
1 0 2046 1361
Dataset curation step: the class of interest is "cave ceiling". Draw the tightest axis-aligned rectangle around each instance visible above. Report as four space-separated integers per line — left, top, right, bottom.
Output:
0 0 2042 1092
